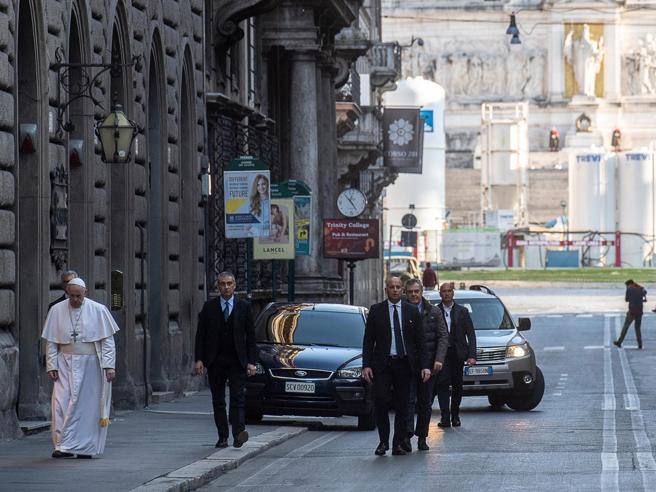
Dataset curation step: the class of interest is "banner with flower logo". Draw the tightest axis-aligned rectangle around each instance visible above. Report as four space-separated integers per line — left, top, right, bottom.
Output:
382 107 424 173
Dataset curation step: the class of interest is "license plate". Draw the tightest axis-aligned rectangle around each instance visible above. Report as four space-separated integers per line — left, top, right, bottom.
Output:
285 381 315 394
465 366 492 376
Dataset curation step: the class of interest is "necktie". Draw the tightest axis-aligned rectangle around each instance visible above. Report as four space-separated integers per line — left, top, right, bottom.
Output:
393 304 405 357
223 302 230 321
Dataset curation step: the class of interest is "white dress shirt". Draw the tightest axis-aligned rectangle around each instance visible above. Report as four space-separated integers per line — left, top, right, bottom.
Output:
387 300 405 355
443 303 453 333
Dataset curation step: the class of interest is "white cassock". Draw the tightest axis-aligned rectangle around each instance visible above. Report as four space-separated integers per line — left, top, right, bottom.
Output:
41 297 119 456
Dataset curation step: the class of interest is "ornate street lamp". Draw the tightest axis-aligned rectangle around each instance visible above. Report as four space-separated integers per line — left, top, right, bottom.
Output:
95 105 138 163
50 47 140 163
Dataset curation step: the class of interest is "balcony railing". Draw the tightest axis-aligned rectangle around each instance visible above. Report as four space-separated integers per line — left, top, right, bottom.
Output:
370 42 401 88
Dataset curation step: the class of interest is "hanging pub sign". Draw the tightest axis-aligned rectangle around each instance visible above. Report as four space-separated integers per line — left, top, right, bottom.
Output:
383 107 424 174
223 156 271 239
323 219 380 260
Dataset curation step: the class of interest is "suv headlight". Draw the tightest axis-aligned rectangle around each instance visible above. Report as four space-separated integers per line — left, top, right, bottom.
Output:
336 366 363 379
506 342 529 358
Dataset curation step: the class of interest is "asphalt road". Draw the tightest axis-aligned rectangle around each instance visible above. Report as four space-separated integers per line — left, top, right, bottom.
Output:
201 312 656 491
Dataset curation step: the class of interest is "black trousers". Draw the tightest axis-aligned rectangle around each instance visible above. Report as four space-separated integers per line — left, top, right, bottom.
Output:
208 359 246 439
435 347 465 418
373 357 412 446
617 312 643 347
413 373 436 438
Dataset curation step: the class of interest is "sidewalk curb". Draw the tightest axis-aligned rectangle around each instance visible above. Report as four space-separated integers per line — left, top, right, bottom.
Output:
131 426 306 492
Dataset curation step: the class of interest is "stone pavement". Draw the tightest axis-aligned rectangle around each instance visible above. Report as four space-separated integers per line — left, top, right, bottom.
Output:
0 391 305 492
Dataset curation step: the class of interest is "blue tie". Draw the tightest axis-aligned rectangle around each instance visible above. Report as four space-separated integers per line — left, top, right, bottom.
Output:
223 302 230 321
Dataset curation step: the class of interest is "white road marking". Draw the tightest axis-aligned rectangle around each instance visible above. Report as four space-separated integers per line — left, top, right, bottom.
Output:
546 314 563 318
601 315 619 491
615 317 656 488
235 431 345 487
553 392 562 396
624 393 640 411
577 314 594 318
585 345 606 350
543 346 565 351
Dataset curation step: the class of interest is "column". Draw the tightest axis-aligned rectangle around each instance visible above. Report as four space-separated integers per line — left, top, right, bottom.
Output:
288 50 321 278
548 22 565 102
604 22 622 101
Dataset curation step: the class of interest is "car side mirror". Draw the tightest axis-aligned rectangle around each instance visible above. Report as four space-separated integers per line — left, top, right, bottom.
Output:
517 317 531 331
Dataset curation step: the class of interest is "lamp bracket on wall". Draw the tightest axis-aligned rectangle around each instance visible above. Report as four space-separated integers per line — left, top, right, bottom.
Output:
50 47 140 135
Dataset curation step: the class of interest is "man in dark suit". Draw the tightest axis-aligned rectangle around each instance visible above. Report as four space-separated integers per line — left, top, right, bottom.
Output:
362 276 430 456
48 270 78 311
435 282 476 428
404 279 448 451
195 271 257 448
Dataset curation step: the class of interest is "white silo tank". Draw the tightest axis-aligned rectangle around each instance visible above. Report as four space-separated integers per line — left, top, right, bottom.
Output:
617 151 656 267
383 77 446 253
568 151 615 265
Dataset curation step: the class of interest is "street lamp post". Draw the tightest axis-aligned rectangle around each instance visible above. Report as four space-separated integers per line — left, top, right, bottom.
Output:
560 200 569 250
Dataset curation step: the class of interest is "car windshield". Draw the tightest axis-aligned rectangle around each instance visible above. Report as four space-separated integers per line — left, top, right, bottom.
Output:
257 307 365 348
428 297 514 330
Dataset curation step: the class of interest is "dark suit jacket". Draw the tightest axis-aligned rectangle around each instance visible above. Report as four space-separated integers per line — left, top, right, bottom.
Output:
419 298 449 366
194 297 256 369
438 302 477 361
362 299 428 373
48 294 66 312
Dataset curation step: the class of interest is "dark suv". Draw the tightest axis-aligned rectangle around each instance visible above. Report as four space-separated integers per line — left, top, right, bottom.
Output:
245 303 375 429
425 286 544 411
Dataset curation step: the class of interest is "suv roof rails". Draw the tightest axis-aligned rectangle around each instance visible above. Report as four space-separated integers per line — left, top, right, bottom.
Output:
469 284 496 296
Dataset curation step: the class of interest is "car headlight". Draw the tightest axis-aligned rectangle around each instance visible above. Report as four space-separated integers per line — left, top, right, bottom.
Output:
506 343 529 358
336 366 363 379
255 363 265 375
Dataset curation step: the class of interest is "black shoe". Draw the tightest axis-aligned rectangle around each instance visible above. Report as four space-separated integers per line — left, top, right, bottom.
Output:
451 417 461 427
215 438 229 448
437 419 451 428
51 450 74 458
374 442 388 456
638 345 643 350
233 430 249 448
400 438 412 453
391 445 407 456
76 454 92 459
417 438 429 451
613 341 622 348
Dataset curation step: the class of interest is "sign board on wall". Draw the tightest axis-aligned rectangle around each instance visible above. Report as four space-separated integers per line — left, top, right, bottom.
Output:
323 219 380 260
223 156 270 239
438 230 501 267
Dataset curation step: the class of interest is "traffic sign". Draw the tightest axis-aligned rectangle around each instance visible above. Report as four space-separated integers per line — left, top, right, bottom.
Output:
401 213 417 229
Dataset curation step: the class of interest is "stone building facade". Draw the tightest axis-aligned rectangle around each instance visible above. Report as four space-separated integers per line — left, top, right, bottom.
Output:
0 0 206 438
1 0 400 440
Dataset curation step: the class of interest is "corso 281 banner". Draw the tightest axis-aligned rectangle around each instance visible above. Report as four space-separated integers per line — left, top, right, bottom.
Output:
382 107 424 173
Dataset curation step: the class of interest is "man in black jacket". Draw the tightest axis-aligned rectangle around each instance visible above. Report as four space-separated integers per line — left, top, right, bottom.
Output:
195 271 257 448
362 276 431 456
404 279 448 451
47 270 78 311
614 279 647 349
435 282 477 428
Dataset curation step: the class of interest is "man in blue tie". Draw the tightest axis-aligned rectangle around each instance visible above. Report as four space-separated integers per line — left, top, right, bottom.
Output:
195 272 257 448
363 276 430 456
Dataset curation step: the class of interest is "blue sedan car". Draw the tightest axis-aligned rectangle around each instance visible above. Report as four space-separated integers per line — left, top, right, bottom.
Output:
245 303 376 430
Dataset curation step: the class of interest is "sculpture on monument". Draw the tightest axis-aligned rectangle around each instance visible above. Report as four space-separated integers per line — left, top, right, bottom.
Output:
564 24 604 97
626 34 656 95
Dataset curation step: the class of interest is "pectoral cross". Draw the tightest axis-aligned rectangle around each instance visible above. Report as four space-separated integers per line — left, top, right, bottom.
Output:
70 328 79 343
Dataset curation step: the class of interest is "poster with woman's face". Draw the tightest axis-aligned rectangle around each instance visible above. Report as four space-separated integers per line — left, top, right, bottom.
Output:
224 164 271 238
253 198 295 260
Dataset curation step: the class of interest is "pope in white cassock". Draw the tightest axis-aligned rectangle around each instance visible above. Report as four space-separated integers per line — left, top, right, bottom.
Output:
41 277 119 458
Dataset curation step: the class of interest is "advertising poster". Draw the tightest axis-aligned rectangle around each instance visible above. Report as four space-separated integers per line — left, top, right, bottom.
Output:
253 198 295 260
294 195 311 256
323 219 380 260
223 156 270 239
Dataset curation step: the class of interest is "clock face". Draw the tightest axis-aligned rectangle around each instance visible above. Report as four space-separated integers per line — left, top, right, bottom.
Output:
337 188 367 218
